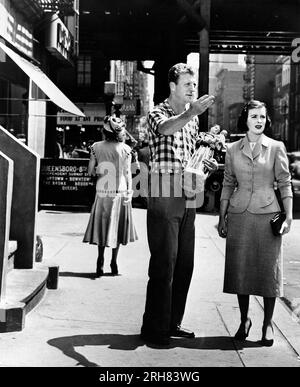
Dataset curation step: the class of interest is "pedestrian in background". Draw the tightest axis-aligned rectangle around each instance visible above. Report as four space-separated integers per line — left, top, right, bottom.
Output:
83 115 138 277
140 63 217 345
218 100 293 347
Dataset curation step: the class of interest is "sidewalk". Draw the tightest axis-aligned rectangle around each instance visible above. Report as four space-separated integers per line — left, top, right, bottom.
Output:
0 209 300 367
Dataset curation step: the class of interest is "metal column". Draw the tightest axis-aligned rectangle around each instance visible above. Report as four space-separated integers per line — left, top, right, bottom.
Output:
198 0 211 131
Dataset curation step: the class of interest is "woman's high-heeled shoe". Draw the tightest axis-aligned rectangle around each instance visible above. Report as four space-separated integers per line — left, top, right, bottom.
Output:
96 267 104 277
110 261 118 275
234 318 252 341
260 323 274 347
96 257 104 277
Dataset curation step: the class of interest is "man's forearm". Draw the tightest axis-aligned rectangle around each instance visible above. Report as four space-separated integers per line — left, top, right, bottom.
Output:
158 109 194 135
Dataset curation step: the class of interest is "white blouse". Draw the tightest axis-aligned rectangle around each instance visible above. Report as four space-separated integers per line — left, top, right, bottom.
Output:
249 142 256 151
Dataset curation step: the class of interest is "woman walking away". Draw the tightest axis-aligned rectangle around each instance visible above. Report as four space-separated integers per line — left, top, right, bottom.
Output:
218 100 293 347
83 115 138 277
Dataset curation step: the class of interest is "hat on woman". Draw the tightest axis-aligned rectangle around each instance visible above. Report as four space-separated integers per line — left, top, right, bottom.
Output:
103 115 126 141
104 116 125 133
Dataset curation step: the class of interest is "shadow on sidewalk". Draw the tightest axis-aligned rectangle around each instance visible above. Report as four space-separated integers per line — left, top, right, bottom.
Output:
47 334 262 367
59 271 119 279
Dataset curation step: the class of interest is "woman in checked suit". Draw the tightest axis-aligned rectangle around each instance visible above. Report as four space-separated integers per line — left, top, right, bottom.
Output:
218 100 293 347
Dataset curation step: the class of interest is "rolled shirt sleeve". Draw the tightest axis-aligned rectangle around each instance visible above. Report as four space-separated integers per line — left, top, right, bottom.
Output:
148 109 168 136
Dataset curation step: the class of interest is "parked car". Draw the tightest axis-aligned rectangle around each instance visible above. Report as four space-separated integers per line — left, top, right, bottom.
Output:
72 148 90 158
287 151 300 198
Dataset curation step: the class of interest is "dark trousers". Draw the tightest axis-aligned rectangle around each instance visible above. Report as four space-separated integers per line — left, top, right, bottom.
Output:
141 174 196 336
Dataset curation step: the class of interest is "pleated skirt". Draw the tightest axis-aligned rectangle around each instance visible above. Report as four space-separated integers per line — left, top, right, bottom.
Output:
83 193 138 248
223 211 283 297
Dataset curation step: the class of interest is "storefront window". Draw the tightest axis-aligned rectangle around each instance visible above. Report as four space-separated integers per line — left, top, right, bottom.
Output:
0 78 9 128
200 52 299 151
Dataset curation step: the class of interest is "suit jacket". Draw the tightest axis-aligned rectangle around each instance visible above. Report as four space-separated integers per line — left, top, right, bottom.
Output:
220 134 293 214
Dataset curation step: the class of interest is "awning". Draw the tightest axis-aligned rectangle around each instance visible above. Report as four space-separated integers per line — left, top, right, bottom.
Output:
0 41 85 117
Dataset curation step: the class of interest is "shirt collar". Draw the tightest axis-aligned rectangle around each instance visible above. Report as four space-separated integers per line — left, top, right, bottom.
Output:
163 99 190 115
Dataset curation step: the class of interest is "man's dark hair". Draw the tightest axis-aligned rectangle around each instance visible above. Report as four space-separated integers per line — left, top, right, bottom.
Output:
237 100 272 132
168 63 195 84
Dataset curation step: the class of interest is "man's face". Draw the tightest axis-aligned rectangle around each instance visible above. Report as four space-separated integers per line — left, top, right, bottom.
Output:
171 73 197 104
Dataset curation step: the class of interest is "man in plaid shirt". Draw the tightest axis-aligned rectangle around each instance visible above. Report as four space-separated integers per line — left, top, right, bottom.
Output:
141 63 217 345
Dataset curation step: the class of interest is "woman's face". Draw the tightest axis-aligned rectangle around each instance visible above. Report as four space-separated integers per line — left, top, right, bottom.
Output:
246 106 267 136
118 129 126 142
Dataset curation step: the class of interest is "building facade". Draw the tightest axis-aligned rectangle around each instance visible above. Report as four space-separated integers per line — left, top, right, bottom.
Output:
289 61 300 150
0 0 80 157
214 68 245 132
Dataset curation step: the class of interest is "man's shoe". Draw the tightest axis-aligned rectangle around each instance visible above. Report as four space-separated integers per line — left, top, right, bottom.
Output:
170 325 195 338
140 331 170 346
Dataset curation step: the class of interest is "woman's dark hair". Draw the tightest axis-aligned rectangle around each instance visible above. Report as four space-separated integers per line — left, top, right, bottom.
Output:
237 100 272 132
168 63 195 84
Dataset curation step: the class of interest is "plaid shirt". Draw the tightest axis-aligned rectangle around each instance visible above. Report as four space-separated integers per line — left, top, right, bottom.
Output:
147 99 200 173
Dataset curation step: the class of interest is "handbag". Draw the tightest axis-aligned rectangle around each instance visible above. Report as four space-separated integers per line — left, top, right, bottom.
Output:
270 212 286 236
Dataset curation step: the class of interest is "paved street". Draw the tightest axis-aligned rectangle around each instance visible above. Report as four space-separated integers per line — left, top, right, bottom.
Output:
0 208 300 368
